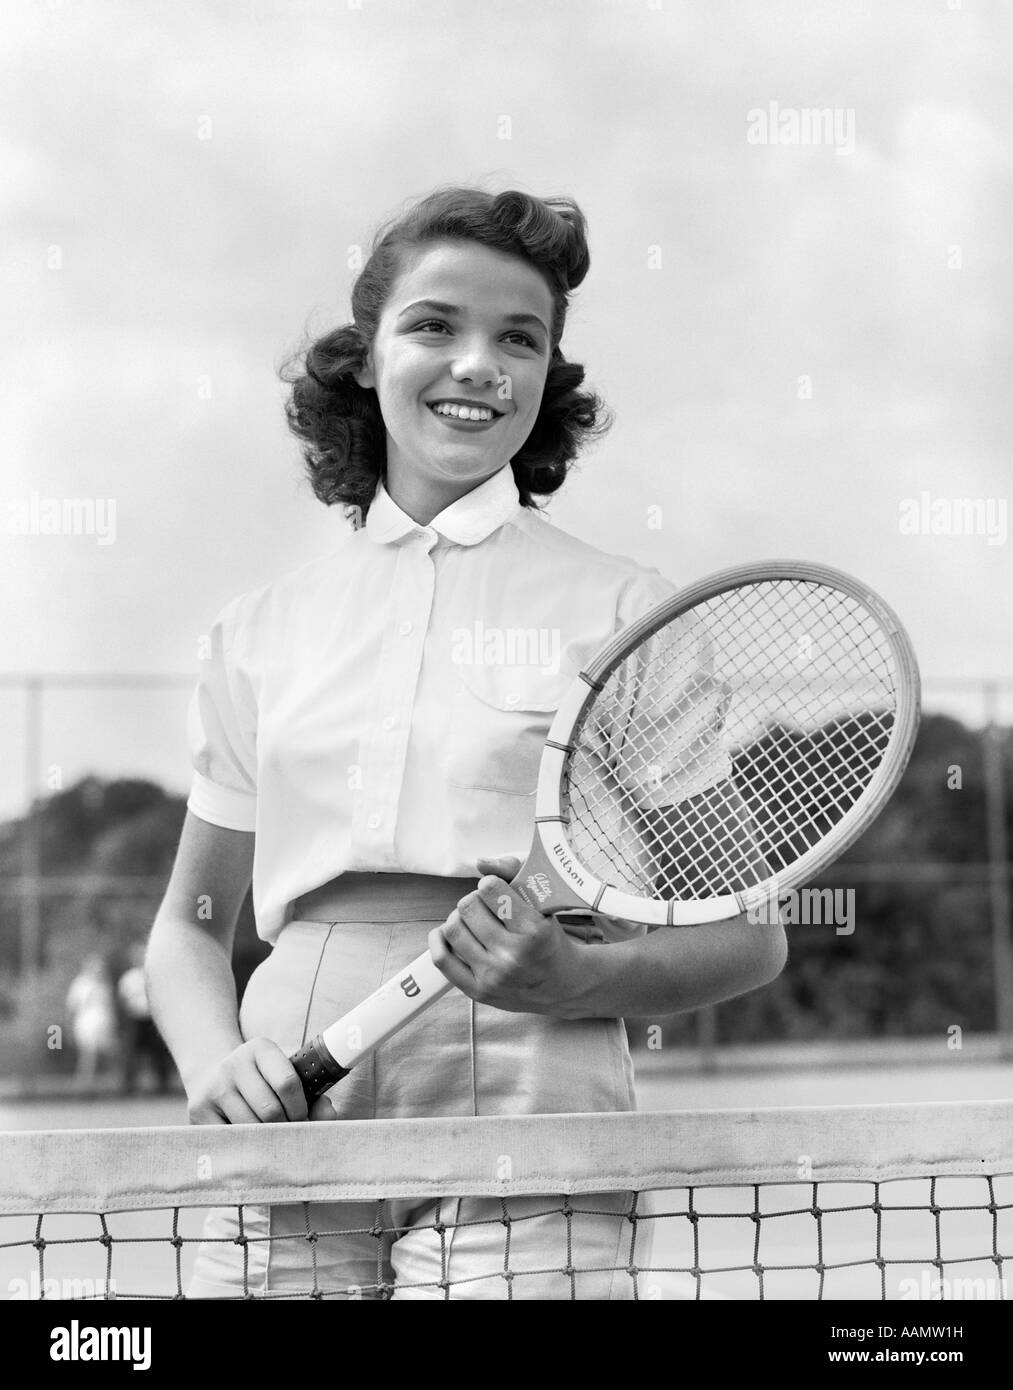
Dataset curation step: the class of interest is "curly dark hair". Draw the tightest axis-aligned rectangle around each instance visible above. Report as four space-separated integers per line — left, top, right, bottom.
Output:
281 187 611 518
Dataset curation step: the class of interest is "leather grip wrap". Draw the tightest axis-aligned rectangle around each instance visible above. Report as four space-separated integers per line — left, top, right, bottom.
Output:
290 1034 351 1101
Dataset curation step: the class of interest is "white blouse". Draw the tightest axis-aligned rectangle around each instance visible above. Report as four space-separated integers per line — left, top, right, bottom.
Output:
187 464 705 944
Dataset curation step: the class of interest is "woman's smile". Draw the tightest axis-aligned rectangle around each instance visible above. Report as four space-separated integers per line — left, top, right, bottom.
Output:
426 397 505 430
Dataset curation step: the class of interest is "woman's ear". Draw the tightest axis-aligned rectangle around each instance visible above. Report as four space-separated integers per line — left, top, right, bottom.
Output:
353 351 375 390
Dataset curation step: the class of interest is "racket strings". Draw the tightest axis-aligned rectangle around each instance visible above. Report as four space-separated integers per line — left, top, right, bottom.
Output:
662 586 896 892
563 580 901 901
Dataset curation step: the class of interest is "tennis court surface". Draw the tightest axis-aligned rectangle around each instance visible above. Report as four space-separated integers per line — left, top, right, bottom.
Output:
2 1099 1010 1300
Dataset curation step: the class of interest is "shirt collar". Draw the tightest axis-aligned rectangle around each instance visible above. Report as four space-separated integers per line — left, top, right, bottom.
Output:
364 465 522 547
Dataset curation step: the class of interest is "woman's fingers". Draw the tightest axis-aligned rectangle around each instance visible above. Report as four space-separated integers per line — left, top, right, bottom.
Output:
428 923 476 990
475 856 521 882
309 1095 338 1121
216 1090 264 1125
224 1044 296 1123
440 905 490 957
250 1040 309 1122
187 1099 230 1125
187 1038 311 1124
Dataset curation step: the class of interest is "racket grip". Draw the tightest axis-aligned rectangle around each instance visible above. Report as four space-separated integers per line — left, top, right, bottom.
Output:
290 1035 350 1102
289 949 454 1102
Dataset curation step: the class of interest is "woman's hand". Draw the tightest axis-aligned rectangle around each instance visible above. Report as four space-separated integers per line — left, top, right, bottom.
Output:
186 1037 337 1124
428 856 588 1017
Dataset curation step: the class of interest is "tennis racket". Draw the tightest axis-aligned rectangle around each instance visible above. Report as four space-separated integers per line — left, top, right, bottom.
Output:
290 559 920 1100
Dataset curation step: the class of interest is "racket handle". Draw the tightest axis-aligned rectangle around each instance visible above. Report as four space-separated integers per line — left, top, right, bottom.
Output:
290 1035 350 1101
289 949 453 1102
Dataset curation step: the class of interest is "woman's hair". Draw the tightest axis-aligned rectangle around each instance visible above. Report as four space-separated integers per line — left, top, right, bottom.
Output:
281 187 610 518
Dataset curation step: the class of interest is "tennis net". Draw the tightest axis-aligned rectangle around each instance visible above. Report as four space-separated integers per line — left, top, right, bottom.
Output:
2 1100 1010 1300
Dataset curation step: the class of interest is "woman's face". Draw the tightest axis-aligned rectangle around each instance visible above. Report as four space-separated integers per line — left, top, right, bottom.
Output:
357 239 554 510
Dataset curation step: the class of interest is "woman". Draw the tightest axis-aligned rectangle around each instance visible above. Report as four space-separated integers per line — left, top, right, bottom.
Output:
147 187 786 1299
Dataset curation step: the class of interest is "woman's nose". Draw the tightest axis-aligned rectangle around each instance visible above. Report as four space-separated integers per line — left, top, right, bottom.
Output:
450 339 499 386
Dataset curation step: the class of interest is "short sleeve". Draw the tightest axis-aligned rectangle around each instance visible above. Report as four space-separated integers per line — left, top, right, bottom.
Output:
614 567 680 633
186 596 258 832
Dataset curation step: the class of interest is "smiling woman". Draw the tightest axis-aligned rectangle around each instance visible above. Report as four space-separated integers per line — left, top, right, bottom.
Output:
353 241 561 522
280 187 610 524
145 185 787 1301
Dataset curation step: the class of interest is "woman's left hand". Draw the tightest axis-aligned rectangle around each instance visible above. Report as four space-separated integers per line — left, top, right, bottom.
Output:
428 857 586 1017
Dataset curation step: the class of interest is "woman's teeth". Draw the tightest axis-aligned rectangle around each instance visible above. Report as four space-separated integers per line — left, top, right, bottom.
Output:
429 403 495 422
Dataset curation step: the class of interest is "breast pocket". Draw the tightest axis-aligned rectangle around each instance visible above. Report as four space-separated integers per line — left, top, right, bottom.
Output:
443 665 572 797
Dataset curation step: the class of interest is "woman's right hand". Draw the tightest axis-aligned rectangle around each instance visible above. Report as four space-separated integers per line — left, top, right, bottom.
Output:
186 1037 337 1124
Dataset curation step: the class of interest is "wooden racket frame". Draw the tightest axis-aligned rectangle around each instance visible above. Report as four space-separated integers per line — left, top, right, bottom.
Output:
513 560 922 927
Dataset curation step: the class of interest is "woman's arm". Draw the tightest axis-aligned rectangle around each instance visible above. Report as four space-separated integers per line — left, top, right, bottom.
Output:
146 812 317 1123
541 910 786 1019
146 812 251 1079
429 856 787 1020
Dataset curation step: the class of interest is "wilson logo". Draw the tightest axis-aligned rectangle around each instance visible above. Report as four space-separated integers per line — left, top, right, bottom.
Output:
551 842 585 887
525 873 552 903
400 974 421 998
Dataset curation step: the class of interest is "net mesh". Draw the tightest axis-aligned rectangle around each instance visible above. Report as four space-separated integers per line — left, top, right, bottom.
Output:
2 1101 1008 1301
566 578 903 901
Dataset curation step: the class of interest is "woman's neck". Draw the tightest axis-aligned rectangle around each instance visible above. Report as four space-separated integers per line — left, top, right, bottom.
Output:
383 461 501 528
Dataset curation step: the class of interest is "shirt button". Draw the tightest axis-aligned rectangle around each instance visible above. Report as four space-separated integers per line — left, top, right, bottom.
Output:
398 620 413 636
367 812 382 830
381 716 396 731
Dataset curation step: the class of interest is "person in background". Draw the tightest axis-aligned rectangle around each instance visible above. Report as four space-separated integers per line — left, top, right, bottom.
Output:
65 954 119 1089
117 943 174 1094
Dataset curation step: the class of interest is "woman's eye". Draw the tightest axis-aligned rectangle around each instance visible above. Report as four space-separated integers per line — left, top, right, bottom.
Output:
410 321 539 350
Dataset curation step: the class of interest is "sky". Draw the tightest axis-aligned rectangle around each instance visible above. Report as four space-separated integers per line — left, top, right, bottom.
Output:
1 0 1010 818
